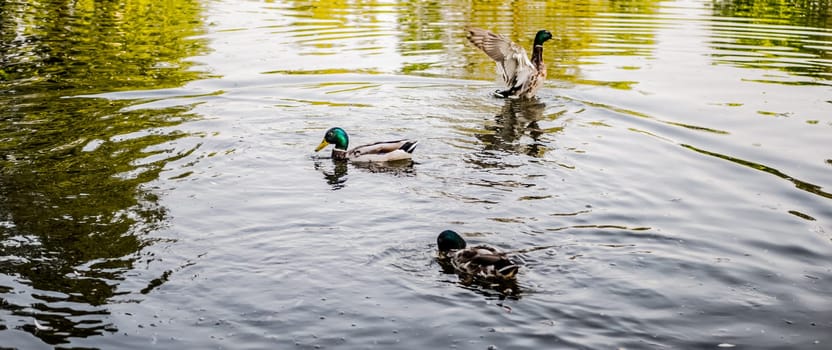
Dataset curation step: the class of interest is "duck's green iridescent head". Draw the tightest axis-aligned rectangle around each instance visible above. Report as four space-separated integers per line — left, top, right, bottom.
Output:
437 230 467 251
315 127 349 152
533 29 553 46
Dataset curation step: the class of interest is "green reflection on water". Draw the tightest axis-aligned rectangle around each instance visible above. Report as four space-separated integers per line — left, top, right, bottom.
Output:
458 0 662 87
281 0 831 86
713 0 832 27
0 0 207 344
711 0 832 84
281 0 665 85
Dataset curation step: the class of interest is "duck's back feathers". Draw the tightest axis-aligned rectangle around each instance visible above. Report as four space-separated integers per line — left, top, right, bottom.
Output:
347 139 418 162
450 245 519 280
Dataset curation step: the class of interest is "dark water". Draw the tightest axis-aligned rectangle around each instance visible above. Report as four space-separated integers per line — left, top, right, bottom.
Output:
1 0 831 349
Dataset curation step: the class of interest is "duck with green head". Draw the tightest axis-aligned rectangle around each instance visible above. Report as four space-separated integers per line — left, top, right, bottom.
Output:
437 230 519 280
466 27 553 99
314 127 418 162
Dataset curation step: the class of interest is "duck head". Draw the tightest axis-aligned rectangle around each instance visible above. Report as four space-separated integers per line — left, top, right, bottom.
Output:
533 29 553 46
315 127 349 152
437 230 467 251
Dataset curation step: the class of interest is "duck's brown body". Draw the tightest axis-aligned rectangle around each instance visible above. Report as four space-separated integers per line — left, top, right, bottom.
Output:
441 245 519 280
437 230 519 281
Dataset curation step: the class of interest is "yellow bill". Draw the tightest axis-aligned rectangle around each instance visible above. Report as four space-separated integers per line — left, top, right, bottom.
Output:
314 139 329 152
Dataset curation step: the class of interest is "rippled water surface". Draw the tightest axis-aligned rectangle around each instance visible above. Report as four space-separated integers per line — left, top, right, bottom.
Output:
2 0 831 349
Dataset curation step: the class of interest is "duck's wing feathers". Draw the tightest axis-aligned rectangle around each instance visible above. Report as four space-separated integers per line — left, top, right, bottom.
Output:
466 27 514 62
453 245 519 279
466 27 537 91
348 139 418 162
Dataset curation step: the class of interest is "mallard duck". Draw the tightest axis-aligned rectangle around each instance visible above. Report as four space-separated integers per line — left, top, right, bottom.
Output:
437 230 519 280
466 27 553 99
314 127 418 162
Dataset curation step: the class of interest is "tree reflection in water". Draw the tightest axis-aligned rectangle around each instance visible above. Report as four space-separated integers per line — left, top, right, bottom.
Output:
0 0 208 345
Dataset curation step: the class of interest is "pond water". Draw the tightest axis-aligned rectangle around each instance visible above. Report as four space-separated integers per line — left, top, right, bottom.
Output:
1 0 831 349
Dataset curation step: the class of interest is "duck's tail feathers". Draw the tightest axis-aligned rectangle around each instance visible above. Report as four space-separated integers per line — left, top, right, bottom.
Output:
400 140 419 154
498 265 519 279
495 260 520 279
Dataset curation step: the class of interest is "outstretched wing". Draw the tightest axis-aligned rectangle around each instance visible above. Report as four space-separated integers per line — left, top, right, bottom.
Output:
466 27 537 90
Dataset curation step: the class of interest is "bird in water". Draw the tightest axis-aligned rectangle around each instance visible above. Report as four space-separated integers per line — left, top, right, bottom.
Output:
314 127 418 162
436 230 520 281
466 27 553 99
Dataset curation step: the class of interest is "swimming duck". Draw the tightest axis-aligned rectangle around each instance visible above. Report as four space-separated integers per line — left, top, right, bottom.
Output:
437 230 519 280
466 27 553 99
314 127 418 162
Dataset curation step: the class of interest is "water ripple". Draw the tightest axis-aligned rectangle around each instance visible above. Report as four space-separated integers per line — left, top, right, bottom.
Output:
3 0 832 349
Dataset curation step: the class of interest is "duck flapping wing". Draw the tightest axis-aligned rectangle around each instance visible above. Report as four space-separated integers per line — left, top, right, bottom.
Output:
466 27 537 92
